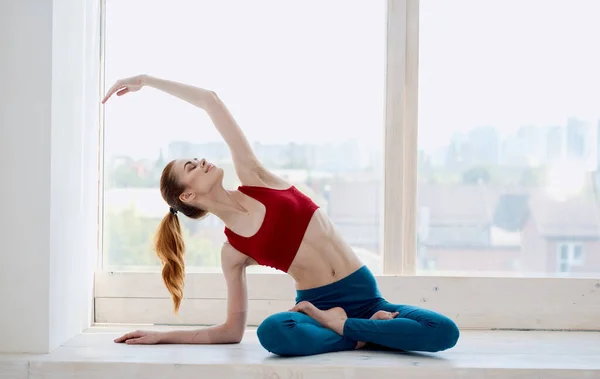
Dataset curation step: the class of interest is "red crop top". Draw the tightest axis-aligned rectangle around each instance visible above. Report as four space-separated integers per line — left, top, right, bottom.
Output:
224 185 319 272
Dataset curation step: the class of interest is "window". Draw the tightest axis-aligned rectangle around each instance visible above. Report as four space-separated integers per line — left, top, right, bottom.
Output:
573 245 584 263
96 0 600 330
560 245 570 262
558 243 585 273
102 1 387 274
417 0 600 277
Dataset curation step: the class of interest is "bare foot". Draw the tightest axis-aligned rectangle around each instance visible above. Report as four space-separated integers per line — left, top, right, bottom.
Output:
355 310 399 349
290 301 348 335
371 310 400 321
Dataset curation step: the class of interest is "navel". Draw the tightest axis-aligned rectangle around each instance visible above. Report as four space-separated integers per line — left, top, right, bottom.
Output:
331 268 336 277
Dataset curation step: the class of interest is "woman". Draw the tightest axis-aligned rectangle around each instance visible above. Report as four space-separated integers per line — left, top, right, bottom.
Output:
102 75 459 356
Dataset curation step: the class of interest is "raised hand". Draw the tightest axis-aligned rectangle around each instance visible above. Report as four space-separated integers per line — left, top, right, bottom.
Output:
102 75 146 104
114 329 164 345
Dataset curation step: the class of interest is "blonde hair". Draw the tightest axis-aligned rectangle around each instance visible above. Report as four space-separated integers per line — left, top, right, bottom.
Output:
155 160 208 312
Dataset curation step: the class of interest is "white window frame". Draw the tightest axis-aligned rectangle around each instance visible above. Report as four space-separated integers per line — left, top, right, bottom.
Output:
94 0 600 331
557 243 585 273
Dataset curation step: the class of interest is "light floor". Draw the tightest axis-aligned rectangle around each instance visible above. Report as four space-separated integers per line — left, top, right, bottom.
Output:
1 326 599 379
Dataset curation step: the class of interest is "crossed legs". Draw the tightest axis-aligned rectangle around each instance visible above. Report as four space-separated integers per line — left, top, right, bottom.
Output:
257 301 459 356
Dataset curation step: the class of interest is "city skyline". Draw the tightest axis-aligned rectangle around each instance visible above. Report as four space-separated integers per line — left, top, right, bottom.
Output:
107 118 600 174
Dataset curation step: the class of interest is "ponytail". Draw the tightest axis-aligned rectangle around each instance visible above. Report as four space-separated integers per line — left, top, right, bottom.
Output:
157 160 209 312
154 212 186 313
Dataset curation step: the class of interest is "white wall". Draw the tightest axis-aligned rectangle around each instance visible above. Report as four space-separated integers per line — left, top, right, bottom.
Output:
0 0 54 354
0 0 99 353
48 0 100 350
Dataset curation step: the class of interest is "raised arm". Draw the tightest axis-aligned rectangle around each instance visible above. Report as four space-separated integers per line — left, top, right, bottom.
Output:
114 243 249 345
102 74 266 185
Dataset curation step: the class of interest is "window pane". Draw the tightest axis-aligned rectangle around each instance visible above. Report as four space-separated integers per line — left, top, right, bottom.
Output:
560 245 569 261
103 1 386 273
417 0 600 277
573 245 584 262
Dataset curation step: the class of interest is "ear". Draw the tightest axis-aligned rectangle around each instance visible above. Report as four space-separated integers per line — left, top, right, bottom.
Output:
179 191 196 204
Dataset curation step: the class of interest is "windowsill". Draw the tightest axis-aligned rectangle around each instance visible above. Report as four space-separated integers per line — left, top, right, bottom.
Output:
95 272 600 329
100 267 600 278
1 326 599 378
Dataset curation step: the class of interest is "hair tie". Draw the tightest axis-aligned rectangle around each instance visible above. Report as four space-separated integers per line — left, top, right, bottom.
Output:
169 207 178 215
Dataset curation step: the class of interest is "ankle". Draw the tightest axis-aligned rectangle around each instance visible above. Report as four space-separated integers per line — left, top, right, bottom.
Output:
329 317 347 336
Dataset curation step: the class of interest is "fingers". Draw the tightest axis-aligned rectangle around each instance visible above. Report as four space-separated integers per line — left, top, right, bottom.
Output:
114 333 131 343
125 337 145 345
114 333 130 343
114 330 144 343
116 87 130 97
102 80 124 104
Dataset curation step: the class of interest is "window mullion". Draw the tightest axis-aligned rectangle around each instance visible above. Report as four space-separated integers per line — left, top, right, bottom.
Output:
383 0 419 275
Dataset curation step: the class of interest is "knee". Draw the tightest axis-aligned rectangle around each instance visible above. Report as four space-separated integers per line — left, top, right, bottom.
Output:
432 318 460 352
257 313 295 355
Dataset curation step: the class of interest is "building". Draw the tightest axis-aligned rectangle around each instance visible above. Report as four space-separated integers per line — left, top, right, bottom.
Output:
417 181 600 277
566 118 593 163
327 179 382 254
521 188 600 276
546 125 564 164
417 183 522 274
466 126 501 166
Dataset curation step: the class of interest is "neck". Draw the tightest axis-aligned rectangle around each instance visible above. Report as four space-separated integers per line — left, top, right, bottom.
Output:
195 185 248 226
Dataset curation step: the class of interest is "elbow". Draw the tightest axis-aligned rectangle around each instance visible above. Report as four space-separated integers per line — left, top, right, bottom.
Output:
220 332 243 344
219 324 244 344
228 328 245 344
229 336 243 344
206 90 219 104
201 90 220 111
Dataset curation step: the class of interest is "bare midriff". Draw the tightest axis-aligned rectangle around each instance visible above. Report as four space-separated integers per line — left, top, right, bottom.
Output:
285 208 364 290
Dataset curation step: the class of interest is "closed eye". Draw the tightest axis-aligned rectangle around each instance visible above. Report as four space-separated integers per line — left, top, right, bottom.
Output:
184 161 197 172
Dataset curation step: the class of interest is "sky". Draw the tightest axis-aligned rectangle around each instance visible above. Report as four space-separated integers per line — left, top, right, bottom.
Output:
418 0 600 150
103 0 600 159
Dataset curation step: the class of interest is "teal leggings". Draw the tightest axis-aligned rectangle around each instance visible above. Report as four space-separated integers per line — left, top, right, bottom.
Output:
257 266 459 356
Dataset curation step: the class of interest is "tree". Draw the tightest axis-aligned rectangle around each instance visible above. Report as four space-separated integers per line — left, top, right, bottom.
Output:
103 207 158 267
107 163 146 188
493 194 530 231
106 153 166 189
104 207 221 269
462 167 491 184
